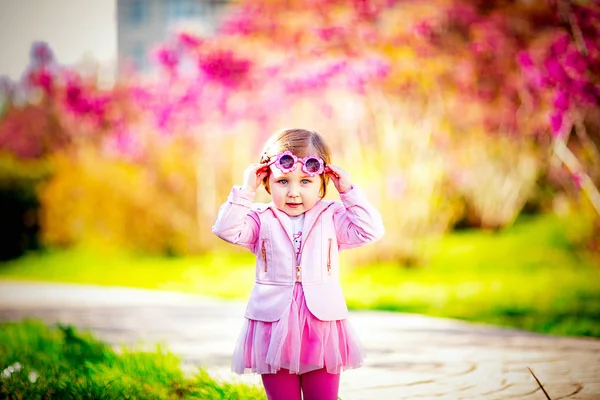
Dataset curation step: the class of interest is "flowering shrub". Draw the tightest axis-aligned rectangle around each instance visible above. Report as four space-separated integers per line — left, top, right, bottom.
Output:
0 0 598 259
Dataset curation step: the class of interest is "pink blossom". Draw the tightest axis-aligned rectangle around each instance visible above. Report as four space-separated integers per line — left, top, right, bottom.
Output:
177 32 203 49
65 81 88 114
553 91 569 111
89 96 108 118
37 70 53 93
219 8 258 36
29 41 54 66
352 0 379 20
412 21 433 38
447 3 479 26
564 50 588 75
283 60 348 93
517 52 546 88
198 50 251 87
104 125 142 160
544 58 567 86
154 46 180 71
572 172 583 189
549 110 564 136
360 28 379 44
363 56 390 79
24 68 54 94
131 86 152 104
516 51 534 68
314 26 346 41
155 105 173 131
62 78 108 124
341 57 389 93
550 33 570 56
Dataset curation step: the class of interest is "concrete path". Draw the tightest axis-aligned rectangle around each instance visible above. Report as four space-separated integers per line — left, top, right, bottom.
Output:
0 280 599 400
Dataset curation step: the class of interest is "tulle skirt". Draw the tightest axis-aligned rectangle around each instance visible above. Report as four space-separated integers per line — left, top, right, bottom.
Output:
232 283 364 375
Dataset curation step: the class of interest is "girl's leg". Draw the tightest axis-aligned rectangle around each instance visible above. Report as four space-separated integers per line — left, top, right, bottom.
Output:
300 368 341 400
261 369 302 400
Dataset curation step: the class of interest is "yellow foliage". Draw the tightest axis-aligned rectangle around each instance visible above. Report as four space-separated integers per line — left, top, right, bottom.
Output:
39 142 207 255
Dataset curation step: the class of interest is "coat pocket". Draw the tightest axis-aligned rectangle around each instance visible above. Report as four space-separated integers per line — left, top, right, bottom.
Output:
261 240 268 273
256 239 273 282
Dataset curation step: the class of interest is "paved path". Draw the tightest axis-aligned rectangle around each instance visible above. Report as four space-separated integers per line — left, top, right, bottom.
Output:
0 280 599 400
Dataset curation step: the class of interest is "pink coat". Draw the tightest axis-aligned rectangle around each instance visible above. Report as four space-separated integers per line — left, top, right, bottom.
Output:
212 185 385 322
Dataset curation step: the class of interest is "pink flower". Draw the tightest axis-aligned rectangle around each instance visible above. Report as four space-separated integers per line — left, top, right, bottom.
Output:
155 105 173 131
550 33 570 56
447 3 478 26
37 70 53 93
564 50 588 75
177 32 203 48
25 68 54 94
364 56 390 79
314 26 345 41
412 21 433 38
219 8 258 36
65 81 87 113
103 125 143 160
572 172 583 189
516 51 534 68
352 0 379 20
154 46 179 70
30 41 54 66
544 58 567 86
549 110 564 136
553 91 569 111
198 50 251 87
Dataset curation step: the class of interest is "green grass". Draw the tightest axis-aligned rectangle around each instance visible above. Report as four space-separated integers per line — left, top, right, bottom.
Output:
341 215 600 337
0 320 265 399
1 213 599 338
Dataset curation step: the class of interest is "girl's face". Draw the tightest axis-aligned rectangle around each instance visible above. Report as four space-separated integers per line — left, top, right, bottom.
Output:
268 161 323 216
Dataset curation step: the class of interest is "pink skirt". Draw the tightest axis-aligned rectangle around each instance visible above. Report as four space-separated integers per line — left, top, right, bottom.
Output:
232 283 364 375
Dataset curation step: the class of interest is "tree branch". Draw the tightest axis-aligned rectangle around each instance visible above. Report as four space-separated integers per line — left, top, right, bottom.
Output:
553 138 600 216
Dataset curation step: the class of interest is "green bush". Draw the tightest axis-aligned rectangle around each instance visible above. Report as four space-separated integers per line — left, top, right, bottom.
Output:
0 154 50 261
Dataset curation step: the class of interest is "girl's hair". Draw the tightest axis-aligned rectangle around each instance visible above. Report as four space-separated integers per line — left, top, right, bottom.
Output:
260 128 331 197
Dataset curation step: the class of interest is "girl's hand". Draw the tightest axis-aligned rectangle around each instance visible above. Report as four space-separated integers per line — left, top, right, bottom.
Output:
325 164 353 194
241 163 269 192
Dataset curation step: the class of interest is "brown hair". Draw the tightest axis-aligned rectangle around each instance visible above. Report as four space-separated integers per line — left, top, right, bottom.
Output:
260 128 331 197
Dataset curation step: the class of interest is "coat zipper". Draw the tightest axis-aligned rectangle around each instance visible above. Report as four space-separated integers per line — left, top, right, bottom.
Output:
261 240 267 272
270 205 334 283
327 238 332 275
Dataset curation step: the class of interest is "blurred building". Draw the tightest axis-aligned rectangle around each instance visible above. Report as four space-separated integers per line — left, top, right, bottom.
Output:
117 0 230 74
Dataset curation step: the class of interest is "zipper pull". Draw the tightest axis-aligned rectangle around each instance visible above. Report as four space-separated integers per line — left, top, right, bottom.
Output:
296 265 301 282
262 241 267 272
327 238 332 275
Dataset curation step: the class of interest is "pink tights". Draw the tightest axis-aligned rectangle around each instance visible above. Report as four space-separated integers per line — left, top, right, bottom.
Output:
261 368 340 400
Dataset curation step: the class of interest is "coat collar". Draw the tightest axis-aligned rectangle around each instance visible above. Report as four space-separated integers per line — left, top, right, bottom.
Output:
253 200 334 245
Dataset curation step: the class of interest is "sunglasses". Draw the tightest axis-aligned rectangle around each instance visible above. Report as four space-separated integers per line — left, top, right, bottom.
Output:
265 150 325 177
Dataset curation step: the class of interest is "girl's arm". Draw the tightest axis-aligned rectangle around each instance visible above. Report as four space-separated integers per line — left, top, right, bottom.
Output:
326 164 384 250
212 186 260 252
333 185 385 250
212 164 267 253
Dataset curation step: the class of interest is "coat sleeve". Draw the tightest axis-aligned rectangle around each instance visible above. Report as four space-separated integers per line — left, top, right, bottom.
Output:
212 186 260 253
333 185 385 251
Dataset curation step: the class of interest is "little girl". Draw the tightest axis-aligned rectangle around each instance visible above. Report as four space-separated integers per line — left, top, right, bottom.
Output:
212 128 384 400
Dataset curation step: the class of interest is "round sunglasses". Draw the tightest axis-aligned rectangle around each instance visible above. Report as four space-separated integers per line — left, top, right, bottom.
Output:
266 151 325 177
